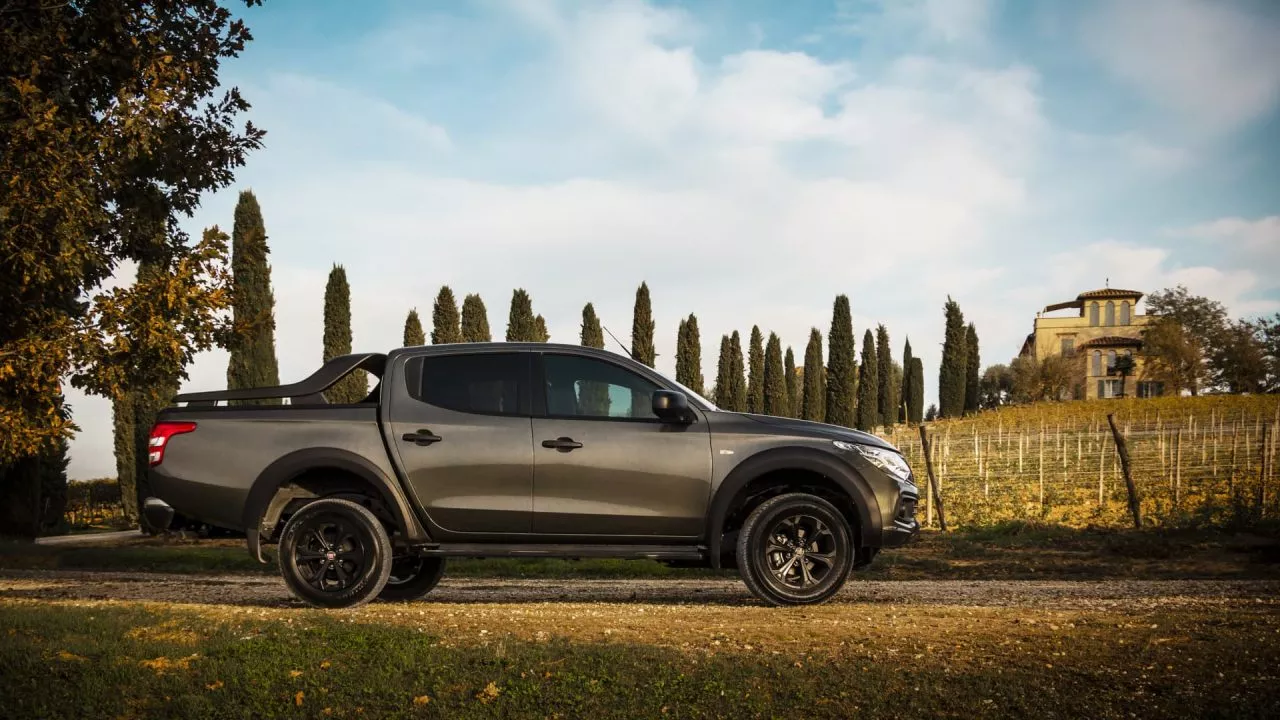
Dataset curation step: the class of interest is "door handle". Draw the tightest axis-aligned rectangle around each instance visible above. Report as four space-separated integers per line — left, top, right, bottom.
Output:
402 429 443 446
541 437 583 452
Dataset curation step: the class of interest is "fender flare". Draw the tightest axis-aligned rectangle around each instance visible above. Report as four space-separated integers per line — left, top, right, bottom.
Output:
242 447 427 562
704 447 881 568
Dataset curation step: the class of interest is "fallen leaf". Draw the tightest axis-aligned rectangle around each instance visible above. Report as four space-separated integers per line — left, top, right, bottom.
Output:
289 670 303 678
476 682 501 704
206 681 224 691
56 651 86 662
295 691 305 707
413 695 431 706
320 661 332 670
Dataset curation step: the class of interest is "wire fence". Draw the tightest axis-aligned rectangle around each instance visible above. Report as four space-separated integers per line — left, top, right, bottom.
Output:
886 398 1280 528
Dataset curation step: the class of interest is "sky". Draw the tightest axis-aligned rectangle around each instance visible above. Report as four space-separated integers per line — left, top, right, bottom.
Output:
65 0 1280 479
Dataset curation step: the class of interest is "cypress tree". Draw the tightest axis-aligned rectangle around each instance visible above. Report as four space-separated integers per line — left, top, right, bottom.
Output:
403 309 425 346
856 329 879 431
131 259 182 529
631 282 655 366
581 303 605 348
430 286 462 344
535 315 550 342
886 361 903 427
964 323 981 415
908 358 925 424
506 289 537 341
715 335 733 408
323 265 367 404
784 347 799 418
763 333 787 416
225 192 280 405
728 331 747 412
802 328 826 422
38 424 69 535
675 314 704 394
825 295 856 427
875 324 892 426
112 395 137 525
939 296 968 418
747 326 765 413
460 294 491 342
900 338 914 424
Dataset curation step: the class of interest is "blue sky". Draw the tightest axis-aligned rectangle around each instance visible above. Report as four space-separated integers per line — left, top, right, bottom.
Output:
67 0 1280 478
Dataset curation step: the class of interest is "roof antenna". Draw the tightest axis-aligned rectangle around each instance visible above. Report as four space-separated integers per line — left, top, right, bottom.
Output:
602 324 640 362
1106 277 1110 288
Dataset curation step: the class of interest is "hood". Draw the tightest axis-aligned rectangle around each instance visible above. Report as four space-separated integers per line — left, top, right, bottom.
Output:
738 414 898 451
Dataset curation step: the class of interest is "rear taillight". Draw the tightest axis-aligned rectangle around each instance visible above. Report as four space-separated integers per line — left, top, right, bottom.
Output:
148 421 197 466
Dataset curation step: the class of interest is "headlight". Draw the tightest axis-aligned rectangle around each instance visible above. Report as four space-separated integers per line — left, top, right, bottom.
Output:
833 441 914 484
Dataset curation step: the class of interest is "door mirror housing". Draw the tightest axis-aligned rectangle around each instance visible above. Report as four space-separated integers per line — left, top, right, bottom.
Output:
652 390 694 424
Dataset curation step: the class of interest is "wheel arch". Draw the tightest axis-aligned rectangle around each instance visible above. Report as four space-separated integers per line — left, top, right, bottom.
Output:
243 448 428 562
705 447 880 569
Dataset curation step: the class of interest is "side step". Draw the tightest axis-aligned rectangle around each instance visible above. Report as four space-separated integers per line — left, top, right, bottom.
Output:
418 543 706 562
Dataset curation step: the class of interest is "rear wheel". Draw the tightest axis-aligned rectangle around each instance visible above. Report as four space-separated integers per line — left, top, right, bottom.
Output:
736 493 853 606
377 555 447 602
279 498 392 609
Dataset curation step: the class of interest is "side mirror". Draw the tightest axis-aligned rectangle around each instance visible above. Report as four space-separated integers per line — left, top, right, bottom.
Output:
652 390 694 424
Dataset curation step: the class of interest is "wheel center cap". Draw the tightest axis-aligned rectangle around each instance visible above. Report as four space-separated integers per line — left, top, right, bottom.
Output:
794 547 805 557
325 551 336 561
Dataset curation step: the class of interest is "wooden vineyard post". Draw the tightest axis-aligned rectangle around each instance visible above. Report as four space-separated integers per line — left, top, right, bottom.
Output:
1262 423 1272 515
1175 427 1183 507
919 425 947 532
1038 424 1045 506
1107 414 1142 529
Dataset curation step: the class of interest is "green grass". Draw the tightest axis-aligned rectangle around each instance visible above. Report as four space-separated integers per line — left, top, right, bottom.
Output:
2 599 1277 719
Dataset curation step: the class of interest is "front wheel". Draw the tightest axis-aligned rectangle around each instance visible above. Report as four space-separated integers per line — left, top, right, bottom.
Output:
278 498 392 609
378 555 447 602
736 493 853 606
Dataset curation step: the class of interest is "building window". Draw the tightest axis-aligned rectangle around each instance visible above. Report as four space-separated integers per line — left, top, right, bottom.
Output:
1137 381 1164 398
1060 337 1075 356
1105 301 1115 326
1097 379 1123 399
1120 301 1131 325
1089 302 1099 326
1107 350 1116 372
1091 350 1102 376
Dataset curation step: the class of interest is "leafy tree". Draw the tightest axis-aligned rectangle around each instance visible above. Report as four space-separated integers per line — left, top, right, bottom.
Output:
506 289 537 342
747 326 765 414
802 329 826 422
1010 354 1074 403
925 403 938 422
1140 318 1202 396
1257 313 1280 393
784 347 800 419
825 296 856 427
939 296 967 418
1208 321 1267 394
1144 286 1229 394
37 425 69 535
979 364 1014 409
856 329 879 431
112 395 137 525
460 294 491 342
534 315 550 342
875 324 892 425
631 282 655 367
763 333 787 416
676 314 704 394
727 331 747 412
900 338 914 424
964 323 980 415
323 265 367 403
907 358 925 423
715 335 733 408
580 303 605 348
430 287 462 344
226 190 280 406
1 0 261 525
403 309 425 346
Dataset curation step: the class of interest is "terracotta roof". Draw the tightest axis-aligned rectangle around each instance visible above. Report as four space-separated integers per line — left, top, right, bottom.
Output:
1077 288 1143 300
1078 335 1143 349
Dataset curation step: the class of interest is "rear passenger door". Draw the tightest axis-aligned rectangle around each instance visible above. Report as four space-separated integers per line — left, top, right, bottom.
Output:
385 351 534 536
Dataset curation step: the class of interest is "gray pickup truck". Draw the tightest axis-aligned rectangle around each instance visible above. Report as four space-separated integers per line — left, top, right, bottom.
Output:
145 343 918 608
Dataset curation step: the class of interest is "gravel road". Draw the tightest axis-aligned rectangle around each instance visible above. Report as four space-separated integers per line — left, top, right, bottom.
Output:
2 569 1276 611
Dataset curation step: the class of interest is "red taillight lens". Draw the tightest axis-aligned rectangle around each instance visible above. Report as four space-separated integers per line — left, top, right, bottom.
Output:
148 421 197 466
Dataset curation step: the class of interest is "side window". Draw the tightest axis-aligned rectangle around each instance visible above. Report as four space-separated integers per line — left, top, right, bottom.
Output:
1091 350 1102 376
543 354 661 420
1105 301 1116 326
1089 302 1099 326
1120 301 1131 325
411 353 528 416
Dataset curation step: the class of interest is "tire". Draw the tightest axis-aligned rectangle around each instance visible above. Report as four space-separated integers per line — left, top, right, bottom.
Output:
377 555 447 602
736 493 854 606
278 498 393 609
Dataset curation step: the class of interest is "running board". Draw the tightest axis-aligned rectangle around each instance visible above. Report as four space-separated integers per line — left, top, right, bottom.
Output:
418 543 706 561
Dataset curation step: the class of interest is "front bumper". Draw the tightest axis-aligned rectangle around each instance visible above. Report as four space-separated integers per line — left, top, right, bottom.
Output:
881 484 920 547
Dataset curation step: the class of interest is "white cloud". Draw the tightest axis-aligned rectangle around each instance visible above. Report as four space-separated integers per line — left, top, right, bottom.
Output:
1083 0 1280 133
836 0 995 45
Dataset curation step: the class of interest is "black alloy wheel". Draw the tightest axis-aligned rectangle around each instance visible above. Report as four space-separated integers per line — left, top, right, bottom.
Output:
736 493 853 606
279 498 391 609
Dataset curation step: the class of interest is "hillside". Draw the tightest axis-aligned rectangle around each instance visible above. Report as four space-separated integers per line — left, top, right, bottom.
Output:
883 395 1280 528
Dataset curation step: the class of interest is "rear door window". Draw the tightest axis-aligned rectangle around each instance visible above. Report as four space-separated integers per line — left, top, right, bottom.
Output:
407 352 531 417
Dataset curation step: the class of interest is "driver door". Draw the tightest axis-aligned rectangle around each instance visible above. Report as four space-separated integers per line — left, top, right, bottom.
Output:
530 352 712 538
